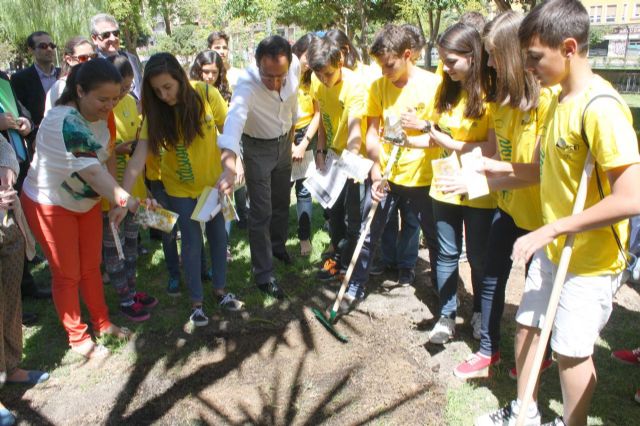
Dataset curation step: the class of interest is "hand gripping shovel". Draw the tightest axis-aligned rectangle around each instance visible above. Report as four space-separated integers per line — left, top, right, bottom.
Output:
313 143 403 343
516 152 595 426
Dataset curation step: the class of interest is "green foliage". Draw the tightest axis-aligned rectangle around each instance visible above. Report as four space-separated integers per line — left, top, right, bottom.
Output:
589 26 608 47
0 0 106 67
150 24 209 63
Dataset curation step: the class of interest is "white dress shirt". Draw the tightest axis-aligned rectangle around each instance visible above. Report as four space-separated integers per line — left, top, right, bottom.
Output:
218 55 300 155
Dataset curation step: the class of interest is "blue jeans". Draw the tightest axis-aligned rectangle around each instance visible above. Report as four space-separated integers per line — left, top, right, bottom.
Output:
479 209 528 355
167 195 227 303
347 183 438 298
432 199 494 319
380 197 420 270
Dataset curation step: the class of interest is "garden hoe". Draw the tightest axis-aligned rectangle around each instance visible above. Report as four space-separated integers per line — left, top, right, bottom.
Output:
313 140 404 343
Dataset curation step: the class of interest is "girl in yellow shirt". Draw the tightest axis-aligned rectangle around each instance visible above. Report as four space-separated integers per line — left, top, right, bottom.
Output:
122 53 243 326
426 23 496 345
450 11 548 379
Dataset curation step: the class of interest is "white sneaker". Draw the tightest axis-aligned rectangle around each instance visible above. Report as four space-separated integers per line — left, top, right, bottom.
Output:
471 312 482 340
189 307 209 327
428 316 455 344
475 400 541 426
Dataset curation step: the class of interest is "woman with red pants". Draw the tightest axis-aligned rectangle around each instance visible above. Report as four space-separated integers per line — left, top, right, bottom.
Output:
21 58 141 359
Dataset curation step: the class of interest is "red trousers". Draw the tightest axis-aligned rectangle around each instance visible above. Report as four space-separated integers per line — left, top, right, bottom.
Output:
21 194 111 346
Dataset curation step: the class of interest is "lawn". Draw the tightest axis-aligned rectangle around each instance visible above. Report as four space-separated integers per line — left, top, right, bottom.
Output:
7 197 640 425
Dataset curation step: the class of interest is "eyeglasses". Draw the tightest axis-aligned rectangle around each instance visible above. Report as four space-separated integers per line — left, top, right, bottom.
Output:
71 53 97 63
96 30 120 41
35 42 56 50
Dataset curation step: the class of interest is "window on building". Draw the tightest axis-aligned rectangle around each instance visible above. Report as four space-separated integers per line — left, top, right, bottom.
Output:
635 3 640 18
623 3 628 21
607 4 617 22
628 40 640 51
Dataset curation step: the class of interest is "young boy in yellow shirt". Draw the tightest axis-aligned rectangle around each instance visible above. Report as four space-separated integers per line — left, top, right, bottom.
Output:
307 35 367 281
340 24 442 309
476 1 640 424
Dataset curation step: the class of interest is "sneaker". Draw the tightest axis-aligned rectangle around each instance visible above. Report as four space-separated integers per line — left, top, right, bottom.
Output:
189 307 209 327
428 316 455 344
120 302 150 322
257 278 286 300
471 312 482 340
611 346 640 365
635 389 640 404
133 292 158 309
201 268 213 282
226 246 233 262
369 260 386 276
218 293 244 311
398 268 415 286
338 292 363 314
509 358 554 380
317 257 340 281
542 417 566 426
454 352 501 379
167 278 181 296
474 400 541 426
102 271 110 284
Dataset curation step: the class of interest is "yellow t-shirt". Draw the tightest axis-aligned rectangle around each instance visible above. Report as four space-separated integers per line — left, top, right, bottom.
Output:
145 151 161 181
366 68 442 187
140 82 228 198
101 94 146 211
295 83 314 130
540 75 640 275
310 68 366 155
489 88 554 231
435 90 496 209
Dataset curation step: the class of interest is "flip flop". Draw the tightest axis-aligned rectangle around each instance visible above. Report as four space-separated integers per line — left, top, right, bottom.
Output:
71 341 110 360
6 370 49 385
0 408 15 426
95 325 132 340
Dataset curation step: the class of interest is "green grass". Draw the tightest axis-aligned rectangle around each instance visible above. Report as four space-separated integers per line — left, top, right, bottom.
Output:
622 93 640 108
21 197 332 371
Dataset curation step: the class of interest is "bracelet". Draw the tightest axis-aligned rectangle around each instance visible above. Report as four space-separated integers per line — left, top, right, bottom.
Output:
316 149 327 155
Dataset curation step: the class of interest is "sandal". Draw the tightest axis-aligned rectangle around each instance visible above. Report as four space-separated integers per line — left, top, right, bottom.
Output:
95 324 132 340
71 340 110 359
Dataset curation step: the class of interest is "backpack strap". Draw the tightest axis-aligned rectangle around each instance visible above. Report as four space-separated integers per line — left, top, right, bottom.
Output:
580 93 629 264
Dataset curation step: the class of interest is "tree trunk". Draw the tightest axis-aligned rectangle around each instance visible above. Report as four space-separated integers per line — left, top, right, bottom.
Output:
494 0 512 11
163 10 172 36
357 0 369 64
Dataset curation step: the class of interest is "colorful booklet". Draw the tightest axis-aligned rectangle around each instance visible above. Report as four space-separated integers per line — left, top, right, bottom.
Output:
191 186 221 222
134 204 179 232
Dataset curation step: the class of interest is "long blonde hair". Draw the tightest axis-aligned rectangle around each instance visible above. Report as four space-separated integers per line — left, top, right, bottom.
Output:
482 11 539 111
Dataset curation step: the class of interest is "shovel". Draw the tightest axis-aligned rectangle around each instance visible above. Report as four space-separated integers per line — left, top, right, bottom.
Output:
314 142 403 343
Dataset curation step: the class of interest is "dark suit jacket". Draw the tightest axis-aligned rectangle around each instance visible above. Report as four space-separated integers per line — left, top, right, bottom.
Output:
10 64 60 129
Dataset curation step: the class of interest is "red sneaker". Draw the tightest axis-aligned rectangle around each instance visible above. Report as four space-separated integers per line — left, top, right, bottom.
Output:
509 358 553 380
453 352 501 379
611 347 640 365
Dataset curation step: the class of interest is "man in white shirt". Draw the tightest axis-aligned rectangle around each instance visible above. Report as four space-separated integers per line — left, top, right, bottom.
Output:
219 35 299 299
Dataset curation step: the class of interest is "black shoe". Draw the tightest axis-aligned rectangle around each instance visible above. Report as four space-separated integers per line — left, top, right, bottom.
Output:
28 254 46 266
21 282 52 299
257 278 286 300
398 268 415 287
149 228 163 241
237 219 248 230
22 312 38 326
273 250 292 265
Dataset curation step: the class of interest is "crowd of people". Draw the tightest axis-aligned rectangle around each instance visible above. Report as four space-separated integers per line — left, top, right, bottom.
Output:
1 0 640 424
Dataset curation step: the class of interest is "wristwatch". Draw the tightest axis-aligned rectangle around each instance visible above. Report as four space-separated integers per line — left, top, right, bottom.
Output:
316 149 328 155
420 121 432 134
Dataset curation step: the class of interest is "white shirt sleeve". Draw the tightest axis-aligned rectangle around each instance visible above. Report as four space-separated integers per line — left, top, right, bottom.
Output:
217 72 253 157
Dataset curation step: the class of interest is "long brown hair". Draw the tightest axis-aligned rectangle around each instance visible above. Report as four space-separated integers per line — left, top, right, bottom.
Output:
483 11 539 111
189 50 231 102
435 23 486 119
142 53 205 156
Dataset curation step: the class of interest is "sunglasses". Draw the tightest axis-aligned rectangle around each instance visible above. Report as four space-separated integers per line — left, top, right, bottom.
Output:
35 42 56 50
96 30 120 40
72 53 97 63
